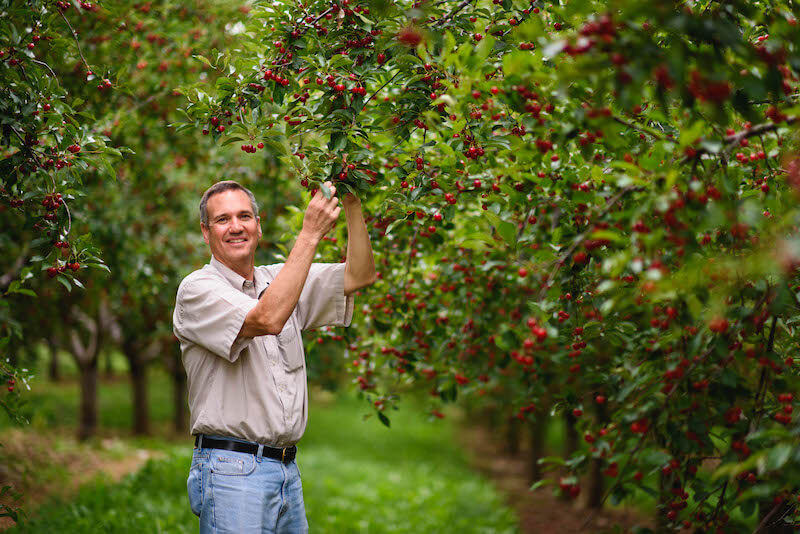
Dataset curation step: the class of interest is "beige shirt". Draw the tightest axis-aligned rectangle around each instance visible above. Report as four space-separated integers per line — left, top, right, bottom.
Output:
173 256 354 446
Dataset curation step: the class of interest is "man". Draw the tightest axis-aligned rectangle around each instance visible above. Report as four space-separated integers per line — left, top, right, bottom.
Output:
173 180 376 533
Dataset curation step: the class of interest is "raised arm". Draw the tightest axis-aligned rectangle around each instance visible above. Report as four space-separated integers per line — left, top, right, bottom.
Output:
342 193 377 296
238 182 340 338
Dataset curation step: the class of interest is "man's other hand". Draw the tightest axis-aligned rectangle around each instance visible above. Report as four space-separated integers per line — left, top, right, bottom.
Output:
301 181 341 243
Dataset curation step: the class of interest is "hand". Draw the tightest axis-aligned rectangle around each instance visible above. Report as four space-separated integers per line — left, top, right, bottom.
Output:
301 181 341 242
341 192 361 207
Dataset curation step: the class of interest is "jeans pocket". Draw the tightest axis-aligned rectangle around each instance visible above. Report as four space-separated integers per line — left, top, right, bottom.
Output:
210 451 257 476
187 462 204 517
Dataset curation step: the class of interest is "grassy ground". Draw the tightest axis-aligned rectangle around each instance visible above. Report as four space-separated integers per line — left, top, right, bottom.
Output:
2 360 519 534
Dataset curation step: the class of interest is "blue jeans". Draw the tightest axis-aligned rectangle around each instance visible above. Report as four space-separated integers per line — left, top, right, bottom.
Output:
187 438 308 534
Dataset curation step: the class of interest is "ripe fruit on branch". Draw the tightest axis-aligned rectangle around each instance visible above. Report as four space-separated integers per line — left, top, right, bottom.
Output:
709 317 729 334
397 25 423 47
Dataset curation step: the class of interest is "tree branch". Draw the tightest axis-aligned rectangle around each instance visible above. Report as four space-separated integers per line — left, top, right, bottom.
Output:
59 10 90 70
536 185 643 301
364 71 401 109
433 0 476 27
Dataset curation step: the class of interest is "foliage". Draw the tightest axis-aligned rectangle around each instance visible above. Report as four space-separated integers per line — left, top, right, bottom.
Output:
180 0 800 530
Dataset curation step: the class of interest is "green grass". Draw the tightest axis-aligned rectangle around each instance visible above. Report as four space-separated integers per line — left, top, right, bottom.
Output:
7 390 519 534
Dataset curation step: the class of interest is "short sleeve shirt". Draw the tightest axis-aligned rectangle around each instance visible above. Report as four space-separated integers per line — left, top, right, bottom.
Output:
173 256 354 446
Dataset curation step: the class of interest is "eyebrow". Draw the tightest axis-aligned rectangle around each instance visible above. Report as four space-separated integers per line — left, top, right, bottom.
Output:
212 210 254 222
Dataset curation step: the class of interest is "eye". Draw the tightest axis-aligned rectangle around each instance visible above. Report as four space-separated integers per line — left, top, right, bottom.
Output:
216 217 229 224
240 214 252 220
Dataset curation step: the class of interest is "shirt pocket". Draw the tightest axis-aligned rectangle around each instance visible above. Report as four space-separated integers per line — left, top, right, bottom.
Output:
277 316 297 344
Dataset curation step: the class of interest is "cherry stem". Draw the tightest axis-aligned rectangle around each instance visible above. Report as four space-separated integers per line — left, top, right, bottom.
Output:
62 196 72 236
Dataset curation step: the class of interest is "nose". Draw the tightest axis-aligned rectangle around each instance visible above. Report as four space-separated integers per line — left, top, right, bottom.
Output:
229 216 245 232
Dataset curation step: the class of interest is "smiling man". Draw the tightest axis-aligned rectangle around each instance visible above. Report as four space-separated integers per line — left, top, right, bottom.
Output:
173 180 376 533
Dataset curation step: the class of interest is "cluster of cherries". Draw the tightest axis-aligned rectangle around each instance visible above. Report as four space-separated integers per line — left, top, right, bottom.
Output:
240 143 264 153
41 192 63 211
774 392 794 425
47 262 80 277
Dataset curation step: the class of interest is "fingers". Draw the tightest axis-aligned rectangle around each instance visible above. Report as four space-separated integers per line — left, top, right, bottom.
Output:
310 181 337 205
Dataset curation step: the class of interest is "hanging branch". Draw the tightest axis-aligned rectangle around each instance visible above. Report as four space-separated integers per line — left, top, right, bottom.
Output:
58 10 91 71
433 0 476 27
536 184 643 301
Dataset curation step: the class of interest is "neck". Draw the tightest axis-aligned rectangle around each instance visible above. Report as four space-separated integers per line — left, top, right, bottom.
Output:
216 256 255 281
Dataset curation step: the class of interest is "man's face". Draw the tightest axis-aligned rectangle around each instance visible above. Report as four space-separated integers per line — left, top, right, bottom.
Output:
201 189 262 272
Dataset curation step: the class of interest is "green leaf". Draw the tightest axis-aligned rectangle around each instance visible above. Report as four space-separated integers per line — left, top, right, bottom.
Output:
56 275 72 292
377 412 391 428
529 478 552 491
765 443 793 472
497 220 516 245
193 55 215 69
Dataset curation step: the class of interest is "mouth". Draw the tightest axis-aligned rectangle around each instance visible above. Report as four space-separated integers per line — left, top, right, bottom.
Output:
226 238 248 245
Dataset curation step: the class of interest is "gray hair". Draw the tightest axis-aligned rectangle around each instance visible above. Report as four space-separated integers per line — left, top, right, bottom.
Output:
199 181 259 225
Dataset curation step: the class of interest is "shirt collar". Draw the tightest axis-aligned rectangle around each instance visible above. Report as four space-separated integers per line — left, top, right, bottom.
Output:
210 256 268 296
210 256 251 291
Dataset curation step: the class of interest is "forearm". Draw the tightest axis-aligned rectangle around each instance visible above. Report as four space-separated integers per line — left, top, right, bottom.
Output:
343 199 377 295
239 232 319 337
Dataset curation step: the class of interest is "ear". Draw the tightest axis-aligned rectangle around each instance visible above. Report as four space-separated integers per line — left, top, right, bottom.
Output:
201 222 210 245
257 216 263 239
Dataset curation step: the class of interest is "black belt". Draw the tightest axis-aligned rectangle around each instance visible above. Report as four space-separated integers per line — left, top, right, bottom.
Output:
195 435 297 463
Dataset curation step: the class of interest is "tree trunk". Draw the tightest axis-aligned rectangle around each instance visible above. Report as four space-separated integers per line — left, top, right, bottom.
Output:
172 365 188 434
758 500 794 533
104 349 114 378
129 358 150 435
529 415 546 483
68 303 106 442
586 401 608 509
46 336 60 382
506 416 521 456
78 359 98 441
564 411 579 457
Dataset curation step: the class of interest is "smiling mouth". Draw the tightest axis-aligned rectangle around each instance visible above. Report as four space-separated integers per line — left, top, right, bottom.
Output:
227 238 247 244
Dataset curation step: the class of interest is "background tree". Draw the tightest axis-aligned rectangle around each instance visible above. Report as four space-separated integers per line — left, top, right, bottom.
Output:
181 0 800 531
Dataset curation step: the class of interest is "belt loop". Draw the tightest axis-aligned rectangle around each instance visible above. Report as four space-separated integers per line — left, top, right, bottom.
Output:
197 434 203 449
256 444 264 461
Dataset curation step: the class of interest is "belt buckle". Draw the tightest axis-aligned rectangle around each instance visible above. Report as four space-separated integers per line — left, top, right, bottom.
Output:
281 447 286 462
